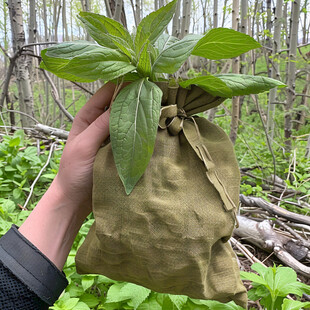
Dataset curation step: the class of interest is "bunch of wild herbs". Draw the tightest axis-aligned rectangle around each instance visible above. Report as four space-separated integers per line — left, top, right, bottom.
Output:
40 0 285 195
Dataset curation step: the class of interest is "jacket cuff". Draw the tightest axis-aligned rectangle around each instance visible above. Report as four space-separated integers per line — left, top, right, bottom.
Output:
0 225 68 305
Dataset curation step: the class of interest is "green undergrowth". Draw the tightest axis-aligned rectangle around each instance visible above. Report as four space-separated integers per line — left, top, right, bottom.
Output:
0 97 309 309
212 94 310 211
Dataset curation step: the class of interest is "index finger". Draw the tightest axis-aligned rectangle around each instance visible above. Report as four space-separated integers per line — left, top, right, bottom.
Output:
68 82 116 141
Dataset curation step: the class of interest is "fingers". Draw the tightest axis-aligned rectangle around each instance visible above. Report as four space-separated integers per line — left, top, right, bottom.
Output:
68 82 116 141
77 109 110 155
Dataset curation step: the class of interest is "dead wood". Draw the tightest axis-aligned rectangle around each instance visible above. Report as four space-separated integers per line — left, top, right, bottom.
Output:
239 194 310 226
34 124 69 139
234 215 310 277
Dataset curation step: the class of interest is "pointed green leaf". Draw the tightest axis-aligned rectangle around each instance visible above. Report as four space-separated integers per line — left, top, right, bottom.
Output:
155 33 179 53
282 299 310 310
78 12 134 58
137 41 152 77
168 295 188 310
41 42 130 82
79 294 100 308
135 0 177 53
106 283 128 303
81 275 95 291
79 12 132 42
152 34 202 74
110 79 162 194
179 75 233 98
62 297 79 309
57 47 135 81
45 41 100 59
40 49 95 82
192 28 261 59
137 297 162 310
215 74 286 96
119 283 151 309
240 271 268 285
190 299 245 310
74 302 91 310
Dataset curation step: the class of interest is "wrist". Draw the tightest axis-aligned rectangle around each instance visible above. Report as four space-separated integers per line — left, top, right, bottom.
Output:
19 175 87 270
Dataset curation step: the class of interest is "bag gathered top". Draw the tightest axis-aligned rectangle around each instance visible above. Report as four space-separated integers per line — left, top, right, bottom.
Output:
76 82 248 308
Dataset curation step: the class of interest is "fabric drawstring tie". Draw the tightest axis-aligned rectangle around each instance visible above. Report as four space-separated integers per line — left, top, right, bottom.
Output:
159 104 238 226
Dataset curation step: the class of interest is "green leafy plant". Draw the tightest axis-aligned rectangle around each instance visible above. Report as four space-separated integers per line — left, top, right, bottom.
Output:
0 130 61 210
241 263 310 310
40 0 285 194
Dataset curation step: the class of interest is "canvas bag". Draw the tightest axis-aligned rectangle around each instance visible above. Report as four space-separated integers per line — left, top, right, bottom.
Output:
75 83 247 307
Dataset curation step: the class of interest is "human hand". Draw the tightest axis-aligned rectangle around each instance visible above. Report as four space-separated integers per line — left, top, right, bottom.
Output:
18 83 116 269
54 82 116 219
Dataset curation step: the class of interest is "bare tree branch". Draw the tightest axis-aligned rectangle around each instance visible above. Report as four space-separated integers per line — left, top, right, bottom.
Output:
41 69 74 122
34 124 69 139
23 142 56 210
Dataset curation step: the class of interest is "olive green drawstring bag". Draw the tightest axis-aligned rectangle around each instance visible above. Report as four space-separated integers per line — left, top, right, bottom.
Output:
76 83 247 308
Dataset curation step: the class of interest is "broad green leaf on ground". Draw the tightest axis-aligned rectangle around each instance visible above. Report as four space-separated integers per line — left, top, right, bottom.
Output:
155 33 179 53
106 283 128 303
66 283 84 297
81 275 95 291
179 75 233 97
190 299 245 310
137 41 152 76
242 263 310 309
192 28 261 59
137 294 162 310
119 283 151 309
40 50 95 82
78 12 134 58
135 0 177 53
282 299 310 310
79 293 100 308
110 78 162 194
168 294 188 310
152 34 202 74
54 48 135 81
215 74 286 96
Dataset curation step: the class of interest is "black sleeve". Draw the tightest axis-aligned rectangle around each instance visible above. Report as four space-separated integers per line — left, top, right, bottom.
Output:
0 225 68 310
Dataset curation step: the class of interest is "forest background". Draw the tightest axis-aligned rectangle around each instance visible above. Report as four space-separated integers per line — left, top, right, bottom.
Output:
0 0 310 309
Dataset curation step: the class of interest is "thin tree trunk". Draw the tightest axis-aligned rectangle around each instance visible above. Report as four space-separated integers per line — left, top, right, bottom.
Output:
229 0 240 144
295 72 310 131
135 0 141 25
266 0 272 78
180 0 191 38
172 0 181 37
104 0 113 18
130 0 141 27
53 0 61 42
200 0 207 33
285 0 301 150
43 0 48 41
109 0 128 28
208 0 218 122
267 0 283 139
240 0 248 75
301 0 308 44
114 0 123 23
221 0 229 27
283 2 289 83
306 133 310 159
28 0 36 76
7 0 35 128
62 0 69 41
